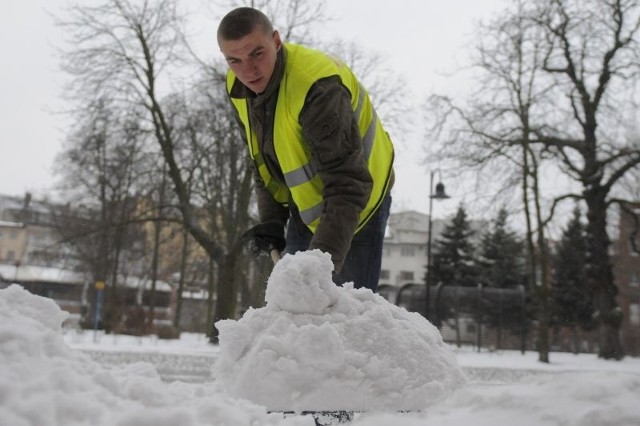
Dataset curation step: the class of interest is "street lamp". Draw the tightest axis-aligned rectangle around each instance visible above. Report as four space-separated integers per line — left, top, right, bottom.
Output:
426 170 450 322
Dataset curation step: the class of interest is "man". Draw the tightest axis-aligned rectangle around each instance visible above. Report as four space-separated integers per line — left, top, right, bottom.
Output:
217 7 394 291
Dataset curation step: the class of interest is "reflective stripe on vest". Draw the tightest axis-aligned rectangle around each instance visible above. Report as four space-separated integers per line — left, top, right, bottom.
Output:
227 43 394 233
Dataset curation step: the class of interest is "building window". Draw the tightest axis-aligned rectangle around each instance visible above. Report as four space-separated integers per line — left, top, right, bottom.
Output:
10 230 18 239
6 250 15 261
630 303 640 325
400 246 415 257
630 270 639 287
399 271 414 281
380 270 390 280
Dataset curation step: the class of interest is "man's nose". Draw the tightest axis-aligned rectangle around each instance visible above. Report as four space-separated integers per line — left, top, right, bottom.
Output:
240 59 258 75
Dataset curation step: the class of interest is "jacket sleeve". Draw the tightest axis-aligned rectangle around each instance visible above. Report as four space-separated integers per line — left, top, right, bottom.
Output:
299 76 373 272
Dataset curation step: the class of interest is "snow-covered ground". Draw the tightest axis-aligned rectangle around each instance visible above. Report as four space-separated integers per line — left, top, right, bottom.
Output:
2 251 640 425
66 329 640 386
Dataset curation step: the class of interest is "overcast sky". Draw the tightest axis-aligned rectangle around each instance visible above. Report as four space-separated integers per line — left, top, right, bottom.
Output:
0 0 506 217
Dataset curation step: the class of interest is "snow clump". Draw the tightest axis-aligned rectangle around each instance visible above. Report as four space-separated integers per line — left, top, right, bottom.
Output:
214 250 466 412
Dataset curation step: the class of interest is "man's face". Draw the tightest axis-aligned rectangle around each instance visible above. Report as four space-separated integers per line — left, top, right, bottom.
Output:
219 27 282 94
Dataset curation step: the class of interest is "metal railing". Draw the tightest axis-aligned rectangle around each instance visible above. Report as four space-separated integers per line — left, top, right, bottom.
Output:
392 282 528 352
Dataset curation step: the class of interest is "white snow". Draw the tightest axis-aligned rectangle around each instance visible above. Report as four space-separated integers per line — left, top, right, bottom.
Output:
0 249 639 426
0 284 309 426
214 250 465 411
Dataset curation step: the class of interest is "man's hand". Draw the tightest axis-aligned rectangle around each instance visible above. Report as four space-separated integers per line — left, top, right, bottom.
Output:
242 221 286 258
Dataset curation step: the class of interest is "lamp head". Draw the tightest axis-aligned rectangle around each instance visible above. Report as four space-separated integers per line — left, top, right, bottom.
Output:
432 182 450 200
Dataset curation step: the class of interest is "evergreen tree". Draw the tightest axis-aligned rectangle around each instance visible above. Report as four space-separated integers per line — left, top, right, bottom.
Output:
550 207 596 353
477 208 529 348
478 208 526 289
427 205 479 328
429 205 479 287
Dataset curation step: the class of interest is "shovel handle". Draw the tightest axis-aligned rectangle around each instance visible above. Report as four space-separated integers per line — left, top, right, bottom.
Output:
269 248 281 264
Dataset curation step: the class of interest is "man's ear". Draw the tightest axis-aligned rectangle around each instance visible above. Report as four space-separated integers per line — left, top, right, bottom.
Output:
273 30 282 50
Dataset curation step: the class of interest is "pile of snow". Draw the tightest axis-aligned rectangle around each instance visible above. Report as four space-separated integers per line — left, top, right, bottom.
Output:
0 284 309 426
214 250 466 412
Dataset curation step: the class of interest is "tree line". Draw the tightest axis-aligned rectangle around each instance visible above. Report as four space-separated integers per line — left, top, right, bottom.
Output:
424 0 640 360
428 205 596 355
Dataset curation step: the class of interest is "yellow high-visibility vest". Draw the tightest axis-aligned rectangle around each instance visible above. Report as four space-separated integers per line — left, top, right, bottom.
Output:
227 43 394 233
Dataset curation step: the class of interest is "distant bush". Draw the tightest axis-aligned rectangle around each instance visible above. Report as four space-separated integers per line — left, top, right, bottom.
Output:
156 324 180 340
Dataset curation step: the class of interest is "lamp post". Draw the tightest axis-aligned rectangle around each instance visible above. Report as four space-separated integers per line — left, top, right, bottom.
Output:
426 170 450 322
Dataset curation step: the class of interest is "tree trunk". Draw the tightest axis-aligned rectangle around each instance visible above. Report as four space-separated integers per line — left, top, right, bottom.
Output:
148 217 161 329
107 233 124 333
209 252 240 343
584 190 624 359
206 258 215 338
148 169 166 329
521 141 549 363
173 227 189 328
571 325 580 355
455 291 461 348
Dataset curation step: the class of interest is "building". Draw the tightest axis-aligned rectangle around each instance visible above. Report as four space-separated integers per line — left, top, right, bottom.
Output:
0 193 72 268
0 220 26 267
0 194 86 323
0 194 31 266
380 210 483 289
380 211 429 288
0 193 260 334
0 193 177 330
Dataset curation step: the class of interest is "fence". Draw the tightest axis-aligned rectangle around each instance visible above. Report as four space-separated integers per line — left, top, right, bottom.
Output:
383 282 528 352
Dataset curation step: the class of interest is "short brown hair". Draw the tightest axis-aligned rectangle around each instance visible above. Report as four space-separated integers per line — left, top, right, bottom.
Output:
217 7 273 41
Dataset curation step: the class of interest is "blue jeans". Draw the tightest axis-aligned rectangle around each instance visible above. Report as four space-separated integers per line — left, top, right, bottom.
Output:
283 196 391 292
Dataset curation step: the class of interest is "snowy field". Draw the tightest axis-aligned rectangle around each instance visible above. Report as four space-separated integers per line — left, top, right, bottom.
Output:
3 251 640 426
64 328 640 386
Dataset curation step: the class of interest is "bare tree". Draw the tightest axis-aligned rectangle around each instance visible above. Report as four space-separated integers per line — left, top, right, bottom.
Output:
54 101 148 332
425 2 558 362
426 0 640 360
161 81 254 337
528 0 640 359
57 0 255 340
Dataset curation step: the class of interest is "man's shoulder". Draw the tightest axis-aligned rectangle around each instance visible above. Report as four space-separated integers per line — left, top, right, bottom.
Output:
285 43 340 65
284 43 346 86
